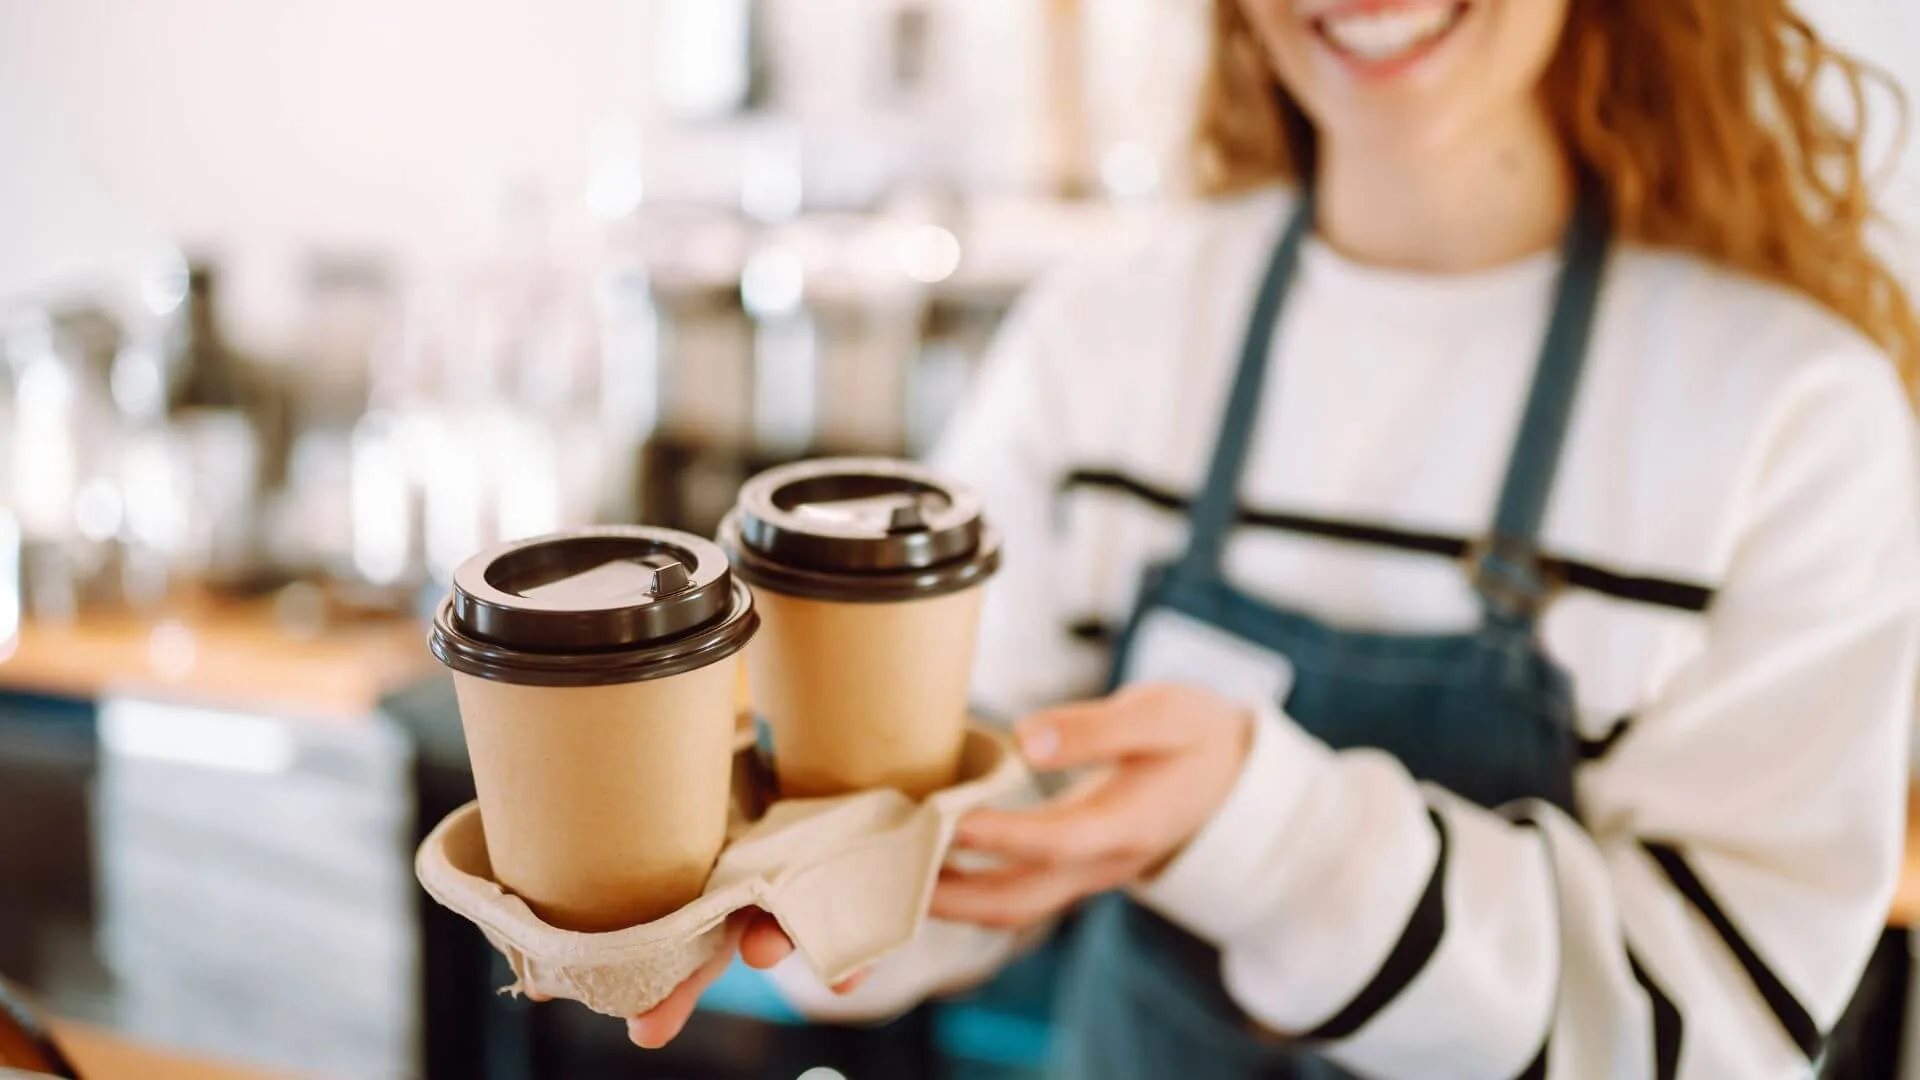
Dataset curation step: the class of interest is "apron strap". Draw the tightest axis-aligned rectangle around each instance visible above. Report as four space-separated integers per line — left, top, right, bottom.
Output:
1177 189 1318 578
1471 183 1612 622
1173 179 1612 622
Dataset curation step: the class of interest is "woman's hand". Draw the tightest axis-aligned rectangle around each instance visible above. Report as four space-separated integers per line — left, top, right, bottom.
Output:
528 909 865 1049
526 684 1248 1044
930 683 1254 931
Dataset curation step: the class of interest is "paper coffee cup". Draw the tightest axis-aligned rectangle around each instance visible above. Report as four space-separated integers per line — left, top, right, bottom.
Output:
718 458 1000 798
428 527 758 932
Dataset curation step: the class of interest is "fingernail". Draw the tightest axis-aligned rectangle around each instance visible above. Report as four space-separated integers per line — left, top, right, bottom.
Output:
628 1019 662 1049
1019 725 1058 764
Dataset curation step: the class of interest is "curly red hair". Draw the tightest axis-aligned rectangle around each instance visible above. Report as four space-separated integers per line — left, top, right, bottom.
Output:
1194 0 1920 399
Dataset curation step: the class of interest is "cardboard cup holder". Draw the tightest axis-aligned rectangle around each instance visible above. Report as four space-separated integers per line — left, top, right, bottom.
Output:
414 721 1029 1019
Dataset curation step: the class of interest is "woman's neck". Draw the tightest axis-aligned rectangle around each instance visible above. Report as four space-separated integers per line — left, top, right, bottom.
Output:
1314 102 1574 274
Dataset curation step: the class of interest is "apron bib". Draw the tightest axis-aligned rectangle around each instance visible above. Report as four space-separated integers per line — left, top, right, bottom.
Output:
1050 185 1612 1080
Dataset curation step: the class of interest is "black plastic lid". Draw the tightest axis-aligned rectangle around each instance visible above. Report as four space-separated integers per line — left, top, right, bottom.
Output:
428 526 758 686
717 458 1001 602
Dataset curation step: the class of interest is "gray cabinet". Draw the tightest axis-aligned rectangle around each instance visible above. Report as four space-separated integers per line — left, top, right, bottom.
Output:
93 697 419 1080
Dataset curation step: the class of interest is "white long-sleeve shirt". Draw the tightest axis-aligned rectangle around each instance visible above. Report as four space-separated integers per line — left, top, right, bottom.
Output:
777 187 1920 1078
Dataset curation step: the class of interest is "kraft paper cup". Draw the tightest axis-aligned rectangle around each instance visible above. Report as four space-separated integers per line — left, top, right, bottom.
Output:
429 527 758 931
719 458 1000 799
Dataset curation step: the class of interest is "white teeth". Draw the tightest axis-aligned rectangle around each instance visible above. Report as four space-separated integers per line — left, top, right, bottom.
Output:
1321 4 1460 62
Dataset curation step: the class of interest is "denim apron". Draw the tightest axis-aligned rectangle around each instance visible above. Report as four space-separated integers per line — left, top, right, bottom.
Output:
1049 186 1612 1080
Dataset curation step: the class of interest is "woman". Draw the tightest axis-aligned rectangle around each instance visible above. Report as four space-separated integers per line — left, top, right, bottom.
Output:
626 0 1920 1074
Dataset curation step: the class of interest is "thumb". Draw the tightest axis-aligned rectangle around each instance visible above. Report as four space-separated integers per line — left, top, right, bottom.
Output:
739 910 795 970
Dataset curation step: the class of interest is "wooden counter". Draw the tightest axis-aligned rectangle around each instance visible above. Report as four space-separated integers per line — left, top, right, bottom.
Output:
47 1020 300 1080
0 593 437 722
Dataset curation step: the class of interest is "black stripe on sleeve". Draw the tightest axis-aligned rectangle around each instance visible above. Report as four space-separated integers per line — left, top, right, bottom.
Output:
1067 617 1116 645
1241 506 1462 560
1495 807 1563 1080
1642 842 1822 1059
1559 563 1712 613
1303 809 1451 1041
1577 714 1634 761
1058 468 1715 613
1628 948 1684 1080
1066 468 1188 514
1512 1039 1550 1080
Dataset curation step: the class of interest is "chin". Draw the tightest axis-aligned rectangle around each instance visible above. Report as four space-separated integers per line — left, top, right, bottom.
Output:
1325 107 1471 156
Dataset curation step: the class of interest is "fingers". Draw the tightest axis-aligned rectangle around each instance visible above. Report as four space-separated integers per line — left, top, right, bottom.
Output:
929 859 1132 930
627 917 746 1049
740 910 865 995
955 767 1166 865
739 910 795 970
1016 687 1200 770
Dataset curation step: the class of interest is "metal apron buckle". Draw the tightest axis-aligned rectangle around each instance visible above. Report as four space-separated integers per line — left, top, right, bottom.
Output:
1462 534 1566 620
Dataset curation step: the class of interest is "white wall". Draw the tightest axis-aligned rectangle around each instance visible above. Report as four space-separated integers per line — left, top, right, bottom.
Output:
1 0 1913 352
0 0 1103 353
0 0 656 349
1805 0 1920 280
1808 0 1920 168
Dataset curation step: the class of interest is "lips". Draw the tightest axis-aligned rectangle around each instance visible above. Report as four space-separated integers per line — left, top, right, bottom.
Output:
1311 1 1469 65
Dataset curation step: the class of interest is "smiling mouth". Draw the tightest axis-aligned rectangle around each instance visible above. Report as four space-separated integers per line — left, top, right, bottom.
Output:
1312 2 1471 66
